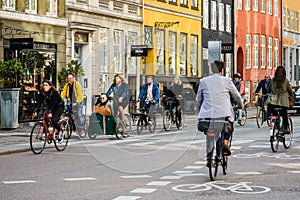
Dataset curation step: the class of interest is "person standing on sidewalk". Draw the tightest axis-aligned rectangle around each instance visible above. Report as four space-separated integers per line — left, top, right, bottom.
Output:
196 61 243 167
61 74 84 131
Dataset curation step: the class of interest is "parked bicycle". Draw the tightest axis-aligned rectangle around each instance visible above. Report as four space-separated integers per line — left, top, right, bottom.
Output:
63 95 88 138
205 120 232 181
30 109 69 154
269 107 293 152
233 99 247 126
132 100 157 135
162 96 184 131
255 94 270 128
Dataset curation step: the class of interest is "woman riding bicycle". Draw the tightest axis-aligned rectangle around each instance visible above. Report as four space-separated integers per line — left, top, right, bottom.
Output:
267 66 294 135
106 74 128 122
165 76 183 126
33 80 64 141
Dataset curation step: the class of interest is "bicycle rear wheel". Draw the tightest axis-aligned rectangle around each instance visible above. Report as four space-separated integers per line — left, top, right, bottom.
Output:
30 123 47 154
163 110 171 131
270 127 279 152
208 157 218 181
256 108 264 128
283 117 293 149
137 118 143 135
115 121 124 140
148 118 156 133
239 107 247 126
222 155 228 175
54 119 70 151
122 113 132 138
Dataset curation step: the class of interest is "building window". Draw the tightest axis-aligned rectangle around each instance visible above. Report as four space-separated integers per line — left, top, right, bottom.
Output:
287 9 290 30
203 0 209 29
113 30 123 73
2 0 15 9
211 1 217 30
291 10 295 31
253 34 259 68
296 12 299 32
191 0 198 9
25 0 37 13
46 0 57 16
168 31 177 76
274 0 278 17
245 0 250 11
180 0 187 7
190 35 198 76
169 0 177 4
156 29 165 75
253 0 258 12
268 37 273 69
274 38 279 68
225 54 232 78
261 35 266 69
226 5 231 33
237 0 242 10
261 0 265 13
99 28 109 72
267 0 272 15
246 34 251 69
144 26 153 48
218 3 224 31
127 32 138 74
179 33 187 75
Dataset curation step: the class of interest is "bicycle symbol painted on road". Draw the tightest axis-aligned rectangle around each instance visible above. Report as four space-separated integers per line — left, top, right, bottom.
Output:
172 181 271 194
233 152 300 160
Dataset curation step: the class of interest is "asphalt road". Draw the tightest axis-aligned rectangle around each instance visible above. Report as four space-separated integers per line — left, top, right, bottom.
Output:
1 115 300 200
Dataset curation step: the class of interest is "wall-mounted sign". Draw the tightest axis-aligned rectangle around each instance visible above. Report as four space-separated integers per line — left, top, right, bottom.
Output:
10 38 33 50
74 33 88 43
221 42 233 53
131 45 148 57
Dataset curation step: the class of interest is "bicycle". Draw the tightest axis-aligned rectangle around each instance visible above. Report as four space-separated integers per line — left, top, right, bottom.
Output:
63 96 88 138
255 94 270 128
269 107 293 152
30 109 69 154
232 99 247 126
132 100 157 135
162 96 184 131
205 120 232 181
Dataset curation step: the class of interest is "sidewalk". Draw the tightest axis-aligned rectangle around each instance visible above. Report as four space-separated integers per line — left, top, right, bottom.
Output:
0 106 257 155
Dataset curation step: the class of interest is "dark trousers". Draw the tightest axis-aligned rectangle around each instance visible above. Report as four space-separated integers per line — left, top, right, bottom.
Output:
51 105 64 132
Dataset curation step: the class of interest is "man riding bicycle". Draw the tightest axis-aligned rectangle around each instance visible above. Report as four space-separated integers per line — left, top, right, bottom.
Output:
196 61 243 167
137 76 160 125
255 73 271 108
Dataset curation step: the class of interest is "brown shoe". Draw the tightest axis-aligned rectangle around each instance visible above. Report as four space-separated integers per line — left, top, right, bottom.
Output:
222 139 231 156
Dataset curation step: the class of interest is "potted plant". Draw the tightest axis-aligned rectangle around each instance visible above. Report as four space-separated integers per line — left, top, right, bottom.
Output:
0 59 24 129
58 60 85 87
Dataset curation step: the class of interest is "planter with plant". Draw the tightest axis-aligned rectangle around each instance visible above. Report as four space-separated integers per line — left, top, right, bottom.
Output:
0 59 24 129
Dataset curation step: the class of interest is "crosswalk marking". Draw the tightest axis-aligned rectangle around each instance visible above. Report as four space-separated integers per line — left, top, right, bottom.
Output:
130 188 157 194
146 181 171 186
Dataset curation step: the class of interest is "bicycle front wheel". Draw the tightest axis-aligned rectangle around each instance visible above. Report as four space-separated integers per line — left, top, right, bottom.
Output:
283 117 293 149
137 118 143 135
163 110 171 131
148 118 156 133
256 108 264 128
222 155 228 175
270 127 279 152
208 157 218 181
239 107 247 126
54 119 70 151
122 113 132 138
30 123 47 154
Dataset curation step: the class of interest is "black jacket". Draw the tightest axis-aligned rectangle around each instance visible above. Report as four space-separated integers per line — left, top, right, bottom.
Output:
35 87 64 114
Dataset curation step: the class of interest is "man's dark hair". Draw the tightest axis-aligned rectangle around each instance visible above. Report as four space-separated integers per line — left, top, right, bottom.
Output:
211 60 224 73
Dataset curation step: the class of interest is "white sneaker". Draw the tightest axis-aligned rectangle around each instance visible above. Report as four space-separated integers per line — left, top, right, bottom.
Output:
58 133 64 143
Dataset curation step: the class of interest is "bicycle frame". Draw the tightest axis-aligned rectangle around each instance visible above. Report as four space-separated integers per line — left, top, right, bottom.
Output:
41 113 56 142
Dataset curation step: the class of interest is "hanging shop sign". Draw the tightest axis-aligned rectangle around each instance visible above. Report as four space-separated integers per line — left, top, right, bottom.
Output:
10 38 33 50
131 45 148 57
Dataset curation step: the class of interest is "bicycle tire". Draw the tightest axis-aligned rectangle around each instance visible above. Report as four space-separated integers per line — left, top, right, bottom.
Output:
137 118 143 135
231 185 271 194
148 118 156 133
163 110 171 131
256 108 264 128
122 113 132 138
30 123 47 154
283 117 293 149
222 155 228 175
270 126 279 152
54 119 69 151
88 131 97 140
208 158 217 181
176 111 184 130
77 116 88 138
239 107 247 126
115 121 124 140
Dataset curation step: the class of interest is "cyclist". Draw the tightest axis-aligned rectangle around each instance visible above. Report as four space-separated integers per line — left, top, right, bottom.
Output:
106 74 128 122
232 73 245 124
33 80 64 141
165 76 183 126
255 73 271 108
61 74 84 131
137 76 160 125
196 61 243 167
267 66 293 136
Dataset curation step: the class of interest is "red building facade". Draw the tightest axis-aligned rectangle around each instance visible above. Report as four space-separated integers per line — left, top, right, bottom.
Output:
235 0 282 104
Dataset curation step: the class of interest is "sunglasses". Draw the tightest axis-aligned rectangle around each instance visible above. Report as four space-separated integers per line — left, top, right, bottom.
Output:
100 97 106 99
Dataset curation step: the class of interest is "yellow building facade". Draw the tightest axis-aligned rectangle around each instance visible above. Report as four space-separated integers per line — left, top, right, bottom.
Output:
142 0 202 89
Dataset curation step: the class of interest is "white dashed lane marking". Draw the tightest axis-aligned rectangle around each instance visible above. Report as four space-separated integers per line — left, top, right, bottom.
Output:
173 170 194 174
2 180 36 184
160 175 182 180
130 188 157 194
112 196 141 200
183 165 203 169
121 175 152 179
64 177 96 181
234 172 262 175
146 181 172 186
